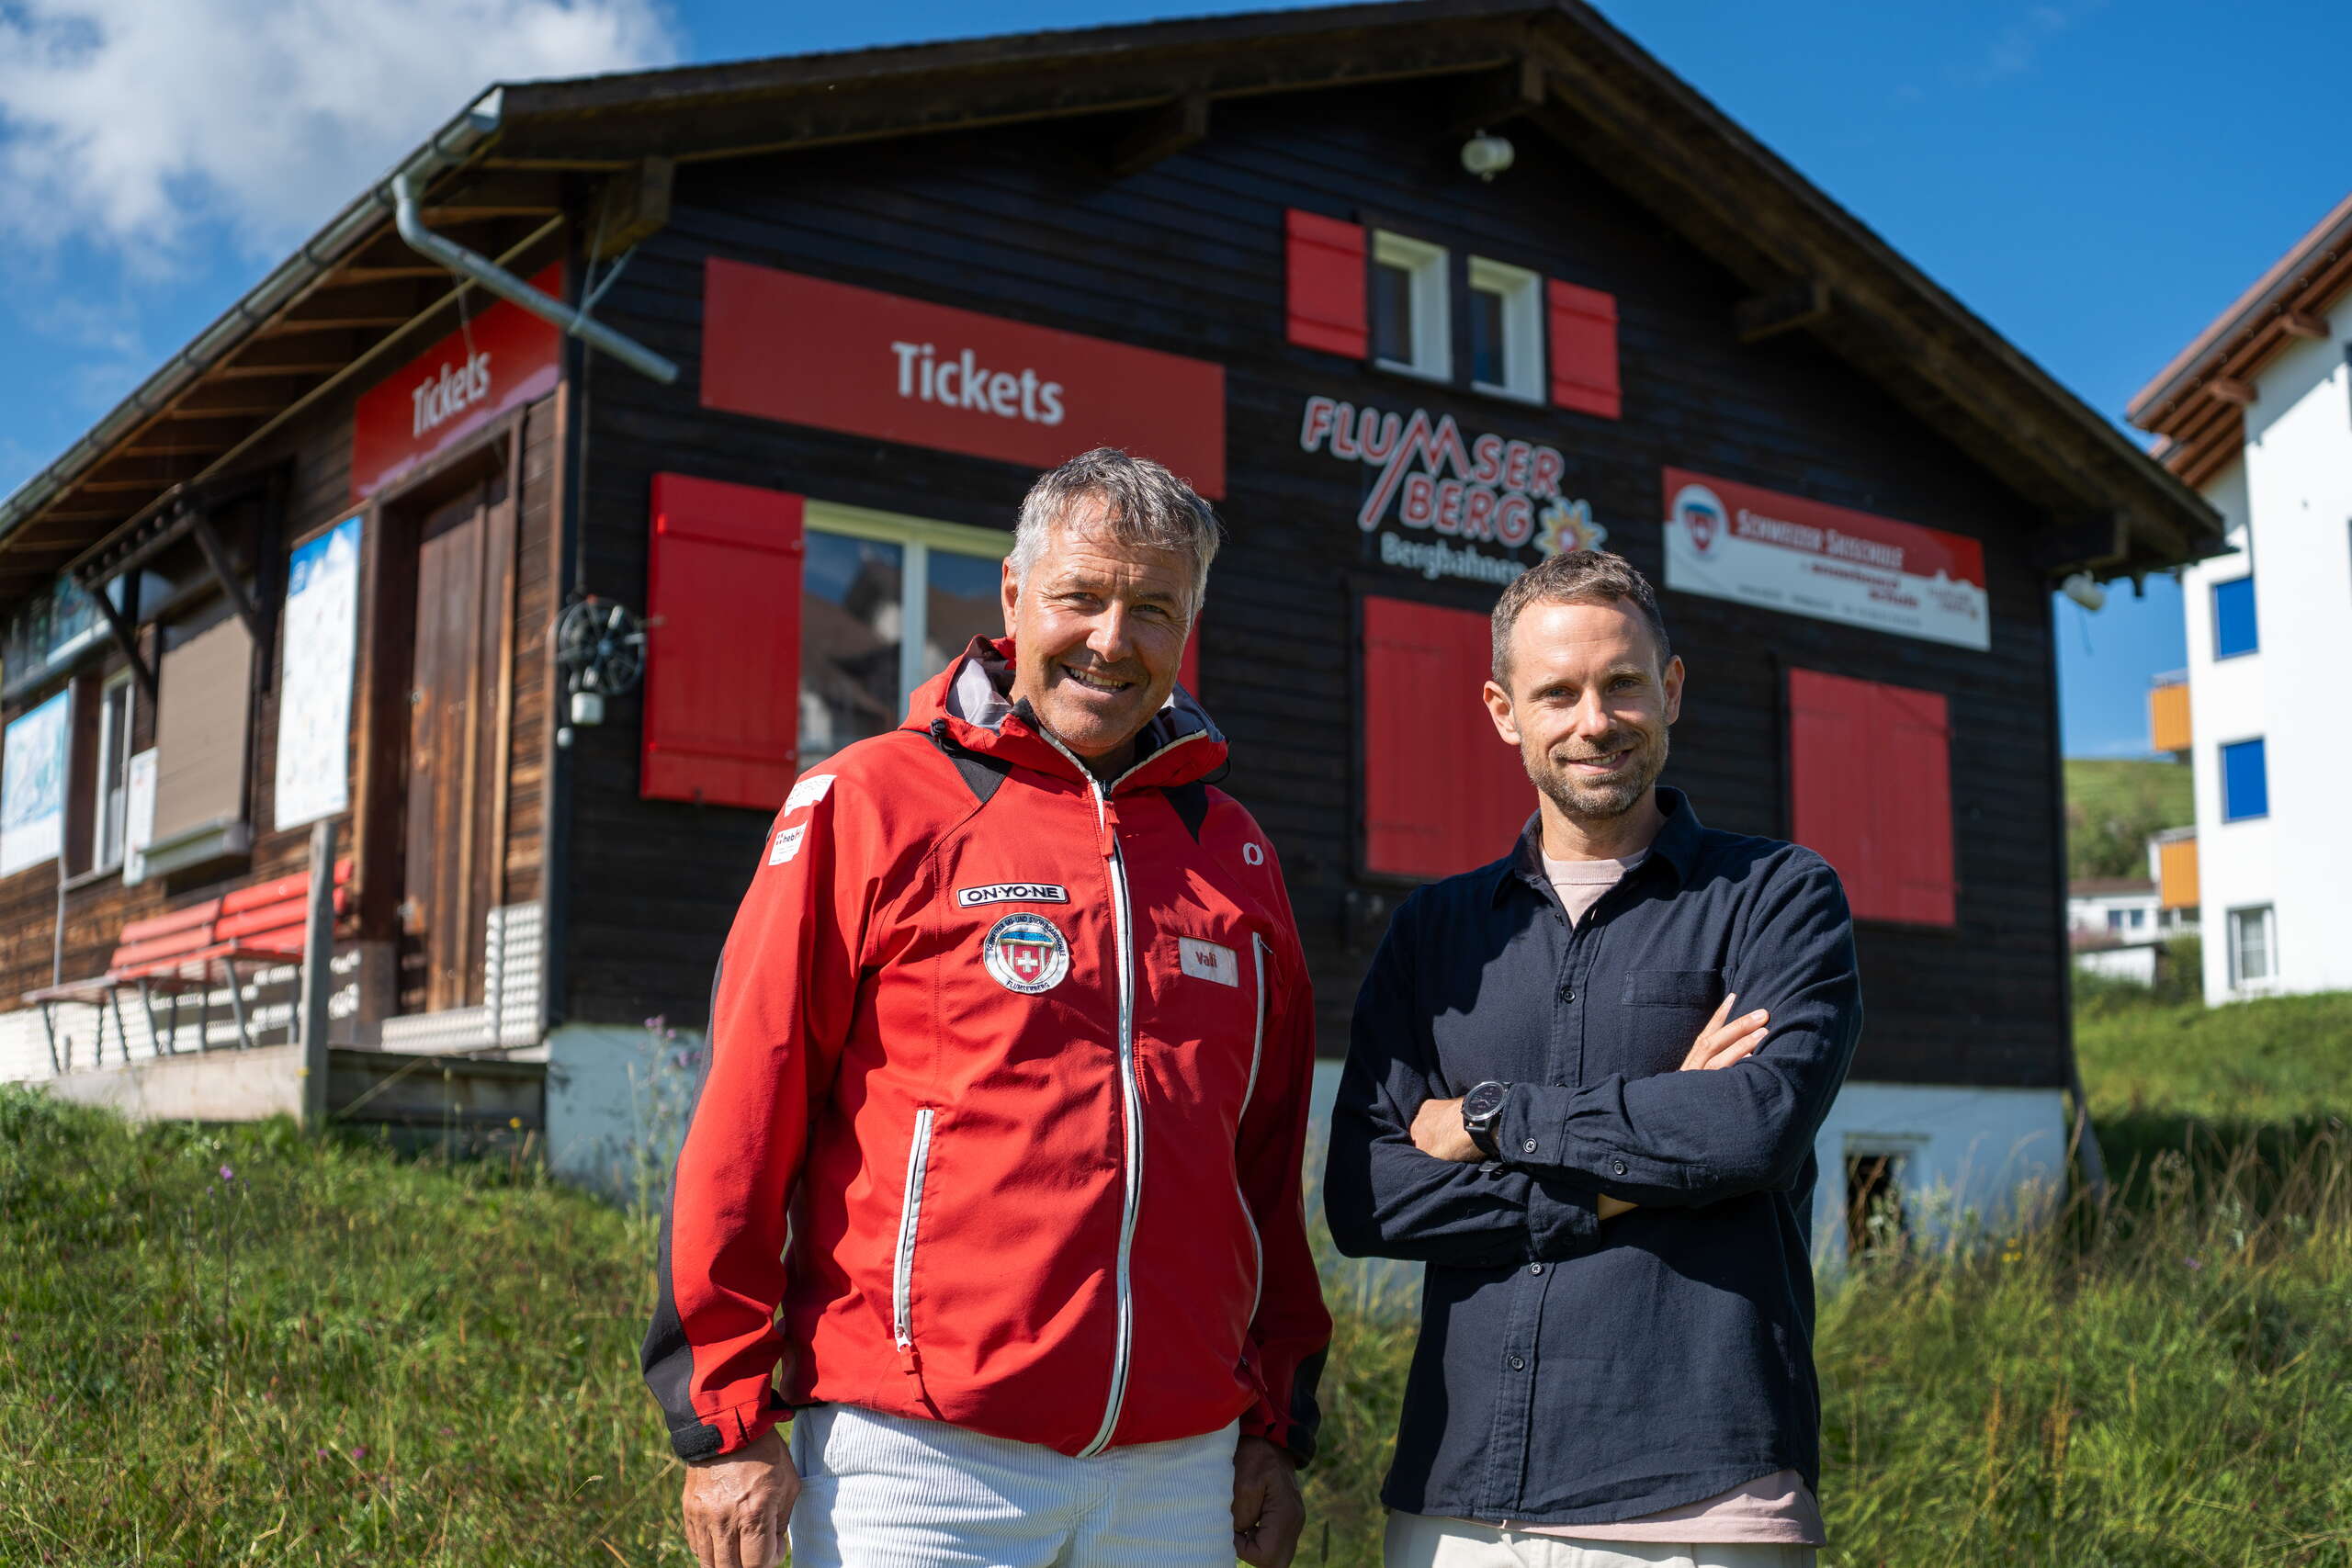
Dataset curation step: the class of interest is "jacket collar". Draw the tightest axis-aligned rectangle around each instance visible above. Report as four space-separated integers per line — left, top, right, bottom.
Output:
905 635 1230 793
1489 785 1703 905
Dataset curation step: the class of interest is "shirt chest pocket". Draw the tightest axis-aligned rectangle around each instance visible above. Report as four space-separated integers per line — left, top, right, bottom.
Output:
1613 968 1727 1074
1144 931 1272 1110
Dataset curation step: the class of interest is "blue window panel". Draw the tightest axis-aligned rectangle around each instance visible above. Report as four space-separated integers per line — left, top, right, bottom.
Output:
2212 577 2258 658
2222 738 2268 821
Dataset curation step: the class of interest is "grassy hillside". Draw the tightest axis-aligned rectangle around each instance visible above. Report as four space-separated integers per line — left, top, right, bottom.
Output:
6 992 2351 1564
2064 758 2193 881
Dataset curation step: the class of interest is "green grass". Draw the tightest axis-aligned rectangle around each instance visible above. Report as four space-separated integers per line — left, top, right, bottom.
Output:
2064 758 2192 881
6 989 2352 1564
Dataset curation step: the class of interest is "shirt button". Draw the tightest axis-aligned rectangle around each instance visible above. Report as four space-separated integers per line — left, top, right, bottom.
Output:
1523 1139 1538 1154
1557 985 1576 1003
1508 1355 1526 1371
1611 1158 1629 1176
1529 1264 1544 1275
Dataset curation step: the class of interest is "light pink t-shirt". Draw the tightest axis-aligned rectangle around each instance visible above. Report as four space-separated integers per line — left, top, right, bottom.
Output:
1449 852 1827 1547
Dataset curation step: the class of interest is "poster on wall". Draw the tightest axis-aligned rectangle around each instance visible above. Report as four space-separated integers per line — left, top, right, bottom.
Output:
122 748 158 886
274 516 363 830
1661 468 1990 651
0 691 71 877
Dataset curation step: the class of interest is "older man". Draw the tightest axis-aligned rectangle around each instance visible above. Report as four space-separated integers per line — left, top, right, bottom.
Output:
1325 550 1861 1568
643 448 1329 1568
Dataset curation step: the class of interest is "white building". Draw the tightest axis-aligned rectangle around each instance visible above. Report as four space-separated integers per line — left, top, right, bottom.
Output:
2129 193 2352 1002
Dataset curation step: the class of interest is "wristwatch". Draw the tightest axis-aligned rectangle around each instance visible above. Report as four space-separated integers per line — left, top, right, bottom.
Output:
1460 1080 1512 1159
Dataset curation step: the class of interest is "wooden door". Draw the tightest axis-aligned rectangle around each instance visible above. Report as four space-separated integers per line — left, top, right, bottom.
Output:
401 477 515 1014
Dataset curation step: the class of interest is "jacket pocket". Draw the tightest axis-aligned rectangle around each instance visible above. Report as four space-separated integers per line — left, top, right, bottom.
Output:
892 1108 936 1352
1621 968 1725 1009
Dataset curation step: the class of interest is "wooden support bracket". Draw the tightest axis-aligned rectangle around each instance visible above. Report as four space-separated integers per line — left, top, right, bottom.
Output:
590 157 673 260
1735 278 1833 344
74 568 157 701
1108 95 1209 177
2280 308 2329 340
1442 56 1546 141
186 505 265 645
2204 375 2257 406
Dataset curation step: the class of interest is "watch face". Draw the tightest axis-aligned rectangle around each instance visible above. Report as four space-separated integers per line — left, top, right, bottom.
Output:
1462 1081 1510 1123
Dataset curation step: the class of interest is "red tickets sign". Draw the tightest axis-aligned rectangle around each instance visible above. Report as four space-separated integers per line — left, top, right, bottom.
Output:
350 265 565 500
700 259 1226 497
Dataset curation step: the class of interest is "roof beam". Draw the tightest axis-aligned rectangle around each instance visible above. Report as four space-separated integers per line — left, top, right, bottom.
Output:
272 280 443 331
1106 95 1208 177
589 156 674 258
170 376 325 417
2280 308 2330 340
2204 376 2257 405
122 416 266 456
1441 54 1545 139
218 331 376 375
1734 278 1832 344
417 171 566 222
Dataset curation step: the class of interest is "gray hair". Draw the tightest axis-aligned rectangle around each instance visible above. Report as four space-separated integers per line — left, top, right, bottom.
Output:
1011 448 1223 611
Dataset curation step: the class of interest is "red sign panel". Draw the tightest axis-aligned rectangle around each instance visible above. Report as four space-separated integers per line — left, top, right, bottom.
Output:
350 265 565 501
700 259 1227 497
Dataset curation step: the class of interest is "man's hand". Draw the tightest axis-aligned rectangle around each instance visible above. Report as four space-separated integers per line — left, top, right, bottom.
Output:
1682 992 1769 1072
1408 1096 1481 1163
681 1427 797 1568
1232 1435 1306 1567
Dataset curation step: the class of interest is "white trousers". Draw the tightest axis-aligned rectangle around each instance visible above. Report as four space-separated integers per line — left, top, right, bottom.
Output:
786 1404 1239 1568
1385 1512 1817 1568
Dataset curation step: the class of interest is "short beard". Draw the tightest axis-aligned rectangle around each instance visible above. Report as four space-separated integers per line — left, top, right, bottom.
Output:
1526 726 1668 824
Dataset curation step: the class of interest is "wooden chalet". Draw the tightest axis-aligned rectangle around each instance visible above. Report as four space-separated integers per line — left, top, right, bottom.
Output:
0 0 2221 1234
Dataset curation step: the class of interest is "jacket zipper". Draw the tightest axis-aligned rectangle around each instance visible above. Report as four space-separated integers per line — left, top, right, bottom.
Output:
1236 932 1269 1324
892 1107 936 1357
1031 724 1214 1457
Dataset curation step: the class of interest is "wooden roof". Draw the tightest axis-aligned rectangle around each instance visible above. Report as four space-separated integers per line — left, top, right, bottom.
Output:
2126 190 2352 491
0 0 2222 607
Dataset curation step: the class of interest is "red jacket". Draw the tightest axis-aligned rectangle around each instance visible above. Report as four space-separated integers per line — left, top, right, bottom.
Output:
643 638 1330 1464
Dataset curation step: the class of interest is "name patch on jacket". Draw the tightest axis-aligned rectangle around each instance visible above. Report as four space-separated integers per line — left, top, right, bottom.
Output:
957 883 1070 907
1178 936 1239 987
769 825 808 865
983 912 1071 994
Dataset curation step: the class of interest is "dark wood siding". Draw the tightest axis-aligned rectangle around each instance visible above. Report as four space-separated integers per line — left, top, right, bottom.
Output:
565 83 2067 1089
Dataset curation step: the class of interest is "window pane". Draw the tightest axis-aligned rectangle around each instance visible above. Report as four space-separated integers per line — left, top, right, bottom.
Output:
800 532 904 770
924 548 1005 674
96 682 131 866
1372 262 1414 364
2221 737 2267 820
2212 576 2258 658
2231 908 2272 983
1469 287 1508 388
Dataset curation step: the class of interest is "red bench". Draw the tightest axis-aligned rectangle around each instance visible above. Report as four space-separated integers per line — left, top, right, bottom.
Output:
24 859 350 1066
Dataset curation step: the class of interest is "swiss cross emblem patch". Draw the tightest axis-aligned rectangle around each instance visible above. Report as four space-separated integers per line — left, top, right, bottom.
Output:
981 911 1071 995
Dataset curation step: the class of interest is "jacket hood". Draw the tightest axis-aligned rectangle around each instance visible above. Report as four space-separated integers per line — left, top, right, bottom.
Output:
901 636 1229 794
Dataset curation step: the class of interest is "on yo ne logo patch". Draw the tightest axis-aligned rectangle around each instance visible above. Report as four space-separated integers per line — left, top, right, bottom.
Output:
1670 483 1725 557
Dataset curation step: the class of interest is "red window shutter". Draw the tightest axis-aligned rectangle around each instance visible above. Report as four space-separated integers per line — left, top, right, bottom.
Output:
1285 209 1368 357
1362 596 1527 879
1788 669 1954 926
1546 278 1622 420
643 473 805 809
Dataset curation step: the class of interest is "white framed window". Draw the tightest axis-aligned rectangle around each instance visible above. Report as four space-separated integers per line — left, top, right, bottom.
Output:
1371 231 1451 382
1466 256 1544 401
92 670 135 873
1841 1138 1918 1261
2227 905 2276 989
798 502 1011 771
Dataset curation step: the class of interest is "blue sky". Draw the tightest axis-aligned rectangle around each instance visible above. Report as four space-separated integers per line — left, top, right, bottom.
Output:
3 0 2344 757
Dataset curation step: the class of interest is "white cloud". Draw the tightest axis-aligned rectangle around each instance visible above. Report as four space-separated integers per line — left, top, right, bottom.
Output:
0 0 680 259
1970 0 2107 85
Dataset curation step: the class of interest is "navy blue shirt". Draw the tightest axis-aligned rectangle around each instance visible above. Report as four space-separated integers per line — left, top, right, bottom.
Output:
1324 788 1862 1526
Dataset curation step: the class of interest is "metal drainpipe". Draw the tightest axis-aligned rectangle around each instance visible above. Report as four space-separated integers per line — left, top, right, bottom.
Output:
390 170 678 385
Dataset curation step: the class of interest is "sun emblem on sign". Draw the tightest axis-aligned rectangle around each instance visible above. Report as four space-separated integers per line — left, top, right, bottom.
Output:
981 911 1071 995
1534 499 1609 558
